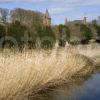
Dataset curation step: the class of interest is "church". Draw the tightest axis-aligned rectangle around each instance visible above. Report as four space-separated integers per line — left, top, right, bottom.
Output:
43 9 51 27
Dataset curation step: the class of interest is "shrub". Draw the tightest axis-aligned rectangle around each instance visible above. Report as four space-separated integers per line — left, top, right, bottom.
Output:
58 24 70 46
80 24 93 42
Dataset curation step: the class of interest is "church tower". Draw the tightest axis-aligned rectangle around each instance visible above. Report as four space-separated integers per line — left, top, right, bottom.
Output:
83 16 87 24
65 18 68 26
43 9 51 27
0 11 2 23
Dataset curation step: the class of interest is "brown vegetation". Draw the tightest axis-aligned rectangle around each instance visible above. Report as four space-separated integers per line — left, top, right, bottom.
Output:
0 45 95 99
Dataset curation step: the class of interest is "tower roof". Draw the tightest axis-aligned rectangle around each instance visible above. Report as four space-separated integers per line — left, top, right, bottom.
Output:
45 9 51 19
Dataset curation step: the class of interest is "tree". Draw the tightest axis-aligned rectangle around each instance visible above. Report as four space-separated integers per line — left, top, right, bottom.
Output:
58 24 70 46
10 8 43 32
80 24 93 42
7 21 27 48
0 8 9 23
92 21 100 37
0 24 6 38
92 20 97 25
35 26 56 48
95 25 100 37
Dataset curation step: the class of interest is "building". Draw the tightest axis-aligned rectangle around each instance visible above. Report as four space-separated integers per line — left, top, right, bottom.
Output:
97 16 100 25
83 16 87 24
71 20 82 24
65 18 68 26
68 17 87 25
43 9 51 27
6 10 11 23
0 11 2 23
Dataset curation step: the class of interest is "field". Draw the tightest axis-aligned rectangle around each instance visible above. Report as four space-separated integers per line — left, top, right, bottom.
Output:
0 43 99 99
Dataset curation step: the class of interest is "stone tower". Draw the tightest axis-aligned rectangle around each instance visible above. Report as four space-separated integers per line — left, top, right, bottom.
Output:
97 16 100 25
43 9 51 27
83 16 87 24
0 11 2 22
65 18 68 25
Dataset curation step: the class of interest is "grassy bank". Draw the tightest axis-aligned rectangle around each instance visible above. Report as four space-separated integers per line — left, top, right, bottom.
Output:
0 45 97 99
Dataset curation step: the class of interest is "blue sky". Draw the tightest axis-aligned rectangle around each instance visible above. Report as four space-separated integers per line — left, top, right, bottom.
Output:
0 0 100 25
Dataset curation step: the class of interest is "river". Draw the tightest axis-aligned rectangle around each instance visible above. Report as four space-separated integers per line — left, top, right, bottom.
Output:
31 72 100 100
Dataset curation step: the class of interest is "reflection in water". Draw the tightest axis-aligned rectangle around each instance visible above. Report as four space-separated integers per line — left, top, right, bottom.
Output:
30 73 100 100
77 73 100 100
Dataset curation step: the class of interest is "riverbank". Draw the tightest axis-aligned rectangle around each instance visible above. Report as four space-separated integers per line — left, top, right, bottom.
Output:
0 44 99 100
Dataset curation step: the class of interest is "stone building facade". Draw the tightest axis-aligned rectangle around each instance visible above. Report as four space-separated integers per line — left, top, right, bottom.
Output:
43 9 51 27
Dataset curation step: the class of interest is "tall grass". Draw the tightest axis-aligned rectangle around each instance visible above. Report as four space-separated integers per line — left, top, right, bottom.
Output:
0 44 95 99
78 43 100 58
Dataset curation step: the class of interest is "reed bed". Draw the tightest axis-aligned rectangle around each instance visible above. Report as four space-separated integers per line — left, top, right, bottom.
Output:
0 45 95 99
78 43 100 58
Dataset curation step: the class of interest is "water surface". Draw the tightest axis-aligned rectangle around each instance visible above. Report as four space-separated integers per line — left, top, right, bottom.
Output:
32 73 100 100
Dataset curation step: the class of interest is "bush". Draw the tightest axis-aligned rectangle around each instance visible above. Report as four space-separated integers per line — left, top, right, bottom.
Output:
0 24 6 39
58 24 70 46
36 26 56 48
94 25 100 37
7 21 27 48
80 24 93 42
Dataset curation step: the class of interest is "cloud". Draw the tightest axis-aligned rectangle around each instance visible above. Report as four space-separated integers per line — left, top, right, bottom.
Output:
49 7 73 15
0 0 100 8
0 0 100 19
0 0 46 3
0 0 100 5
83 0 100 5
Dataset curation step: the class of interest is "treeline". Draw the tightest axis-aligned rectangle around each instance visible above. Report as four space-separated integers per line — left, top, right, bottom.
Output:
0 21 56 49
0 8 56 49
0 8 100 50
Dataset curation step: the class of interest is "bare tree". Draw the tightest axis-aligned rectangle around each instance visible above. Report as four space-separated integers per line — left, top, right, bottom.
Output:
0 8 9 23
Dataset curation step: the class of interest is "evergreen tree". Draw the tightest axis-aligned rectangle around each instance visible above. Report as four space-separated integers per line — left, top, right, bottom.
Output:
58 24 70 46
8 21 27 47
36 26 56 48
0 24 6 39
80 24 93 42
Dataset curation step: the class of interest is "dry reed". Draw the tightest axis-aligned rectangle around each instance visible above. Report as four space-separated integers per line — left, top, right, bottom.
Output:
0 45 95 99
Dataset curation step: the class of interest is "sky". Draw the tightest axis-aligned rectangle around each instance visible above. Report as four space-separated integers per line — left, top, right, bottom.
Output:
0 0 100 25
